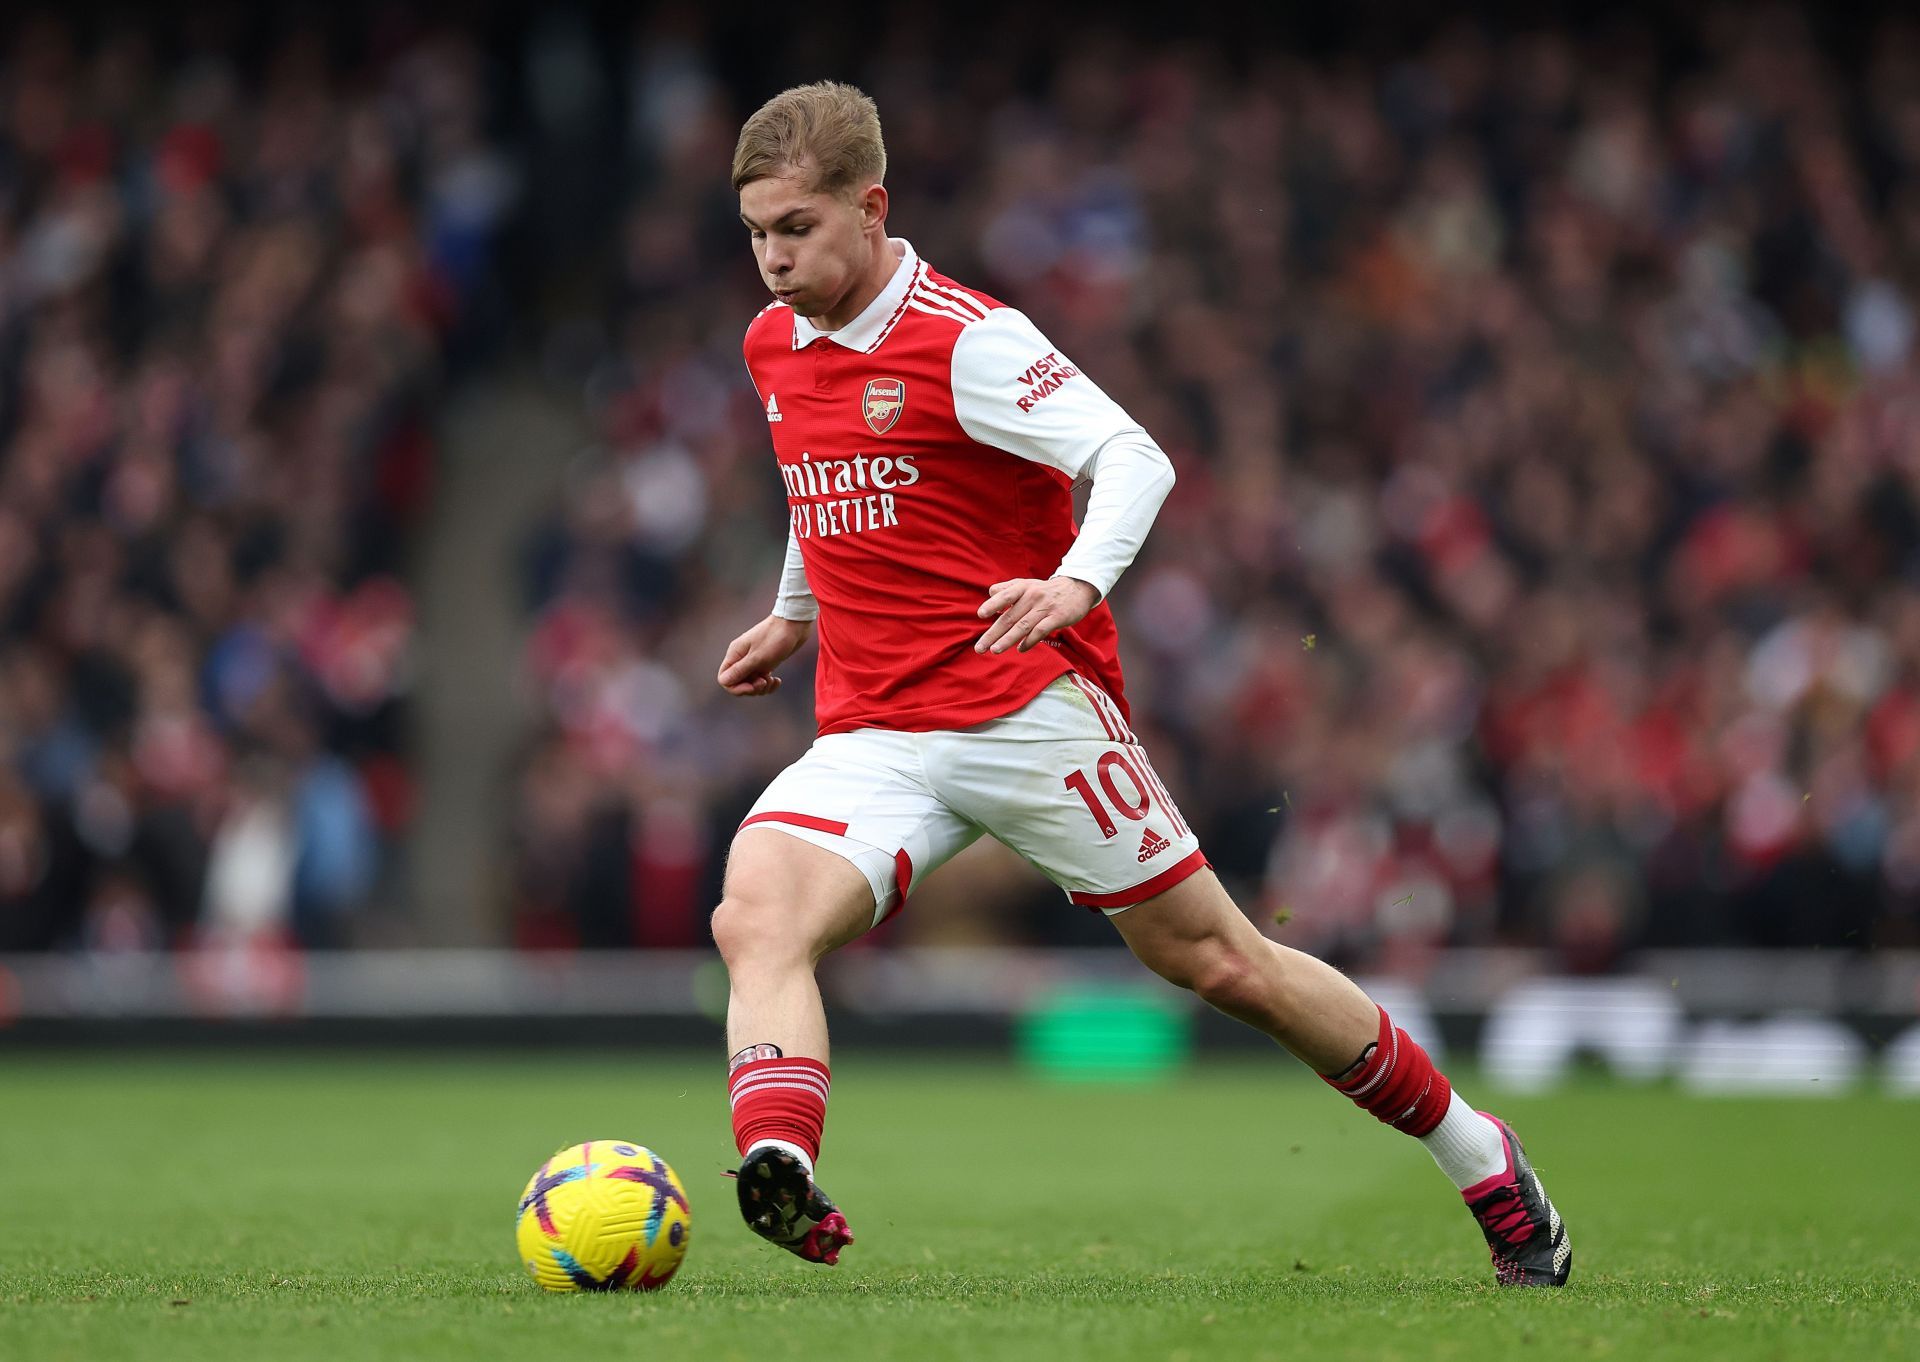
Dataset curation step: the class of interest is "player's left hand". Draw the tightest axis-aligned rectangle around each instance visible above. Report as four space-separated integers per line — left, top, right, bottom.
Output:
974 576 1101 654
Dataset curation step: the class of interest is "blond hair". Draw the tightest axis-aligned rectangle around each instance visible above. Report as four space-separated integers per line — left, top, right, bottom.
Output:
731 81 886 196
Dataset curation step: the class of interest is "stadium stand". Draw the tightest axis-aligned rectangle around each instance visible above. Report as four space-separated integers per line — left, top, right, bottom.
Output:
6 7 1919 968
513 7 1920 961
0 14 515 949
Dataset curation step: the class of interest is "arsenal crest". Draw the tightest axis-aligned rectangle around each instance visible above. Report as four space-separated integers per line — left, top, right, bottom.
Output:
862 377 905 435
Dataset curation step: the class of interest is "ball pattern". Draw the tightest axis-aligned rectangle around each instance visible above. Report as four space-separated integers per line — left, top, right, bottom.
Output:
515 1140 692 1292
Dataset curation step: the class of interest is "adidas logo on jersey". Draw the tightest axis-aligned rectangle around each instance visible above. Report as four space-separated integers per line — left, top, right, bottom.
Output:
766 394 783 422
1137 828 1171 863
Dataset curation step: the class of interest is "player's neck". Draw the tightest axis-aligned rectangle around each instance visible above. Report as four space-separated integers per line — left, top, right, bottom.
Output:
814 236 900 333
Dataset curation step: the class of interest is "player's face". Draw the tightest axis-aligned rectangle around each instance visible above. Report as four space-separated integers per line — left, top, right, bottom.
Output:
739 170 881 319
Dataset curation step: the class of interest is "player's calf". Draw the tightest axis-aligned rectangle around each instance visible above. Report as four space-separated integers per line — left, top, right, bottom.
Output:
1109 868 1375 1071
712 827 874 1059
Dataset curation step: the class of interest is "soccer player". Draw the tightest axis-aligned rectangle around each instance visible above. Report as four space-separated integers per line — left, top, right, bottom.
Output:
714 82 1571 1287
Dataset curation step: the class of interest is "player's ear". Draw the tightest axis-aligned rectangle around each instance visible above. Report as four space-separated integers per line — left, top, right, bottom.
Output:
859 183 888 233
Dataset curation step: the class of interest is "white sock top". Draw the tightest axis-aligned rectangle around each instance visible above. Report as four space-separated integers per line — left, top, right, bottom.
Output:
742 1138 815 1176
1417 1091 1508 1191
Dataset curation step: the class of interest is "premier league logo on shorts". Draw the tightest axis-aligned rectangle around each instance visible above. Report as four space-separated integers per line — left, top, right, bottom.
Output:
862 377 905 435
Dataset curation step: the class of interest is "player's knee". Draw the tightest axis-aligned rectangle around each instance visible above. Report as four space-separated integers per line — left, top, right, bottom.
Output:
1185 939 1273 1020
710 892 799 968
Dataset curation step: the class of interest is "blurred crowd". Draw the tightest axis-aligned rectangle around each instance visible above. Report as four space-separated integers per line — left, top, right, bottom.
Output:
515 5 1920 966
0 14 514 951
8 6 1920 969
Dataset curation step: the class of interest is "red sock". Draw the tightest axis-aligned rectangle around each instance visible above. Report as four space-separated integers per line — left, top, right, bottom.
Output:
1322 1005 1451 1137
728 1056 831 1163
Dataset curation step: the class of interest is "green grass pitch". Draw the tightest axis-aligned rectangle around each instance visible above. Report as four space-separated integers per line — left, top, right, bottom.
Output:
1 1052 1914 1361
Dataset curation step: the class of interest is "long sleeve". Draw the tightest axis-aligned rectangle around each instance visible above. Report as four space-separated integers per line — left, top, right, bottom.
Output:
1053 433 1175 599
770 528 818 622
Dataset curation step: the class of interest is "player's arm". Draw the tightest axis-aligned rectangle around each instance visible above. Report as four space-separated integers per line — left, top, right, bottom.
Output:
718 529 816 697
950 309 1176 654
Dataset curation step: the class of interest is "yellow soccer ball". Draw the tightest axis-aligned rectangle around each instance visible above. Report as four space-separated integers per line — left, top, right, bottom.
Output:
515 1141 691 1292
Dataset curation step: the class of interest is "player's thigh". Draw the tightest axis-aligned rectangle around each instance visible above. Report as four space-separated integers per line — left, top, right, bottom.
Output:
727 730 979 942
1103 863 1263 983
718 826 876 960
930 675 1205 912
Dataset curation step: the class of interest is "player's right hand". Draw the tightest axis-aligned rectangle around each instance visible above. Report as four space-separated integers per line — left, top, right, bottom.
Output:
718 614 814 697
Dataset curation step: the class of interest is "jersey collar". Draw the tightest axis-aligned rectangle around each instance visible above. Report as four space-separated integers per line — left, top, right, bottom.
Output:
791 238 920 352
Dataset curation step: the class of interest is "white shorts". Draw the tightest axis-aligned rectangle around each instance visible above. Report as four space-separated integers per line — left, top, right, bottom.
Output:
740 674 1207 927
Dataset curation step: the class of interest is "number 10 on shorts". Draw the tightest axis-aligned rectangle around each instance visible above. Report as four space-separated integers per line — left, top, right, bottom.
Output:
1064 750 1161 839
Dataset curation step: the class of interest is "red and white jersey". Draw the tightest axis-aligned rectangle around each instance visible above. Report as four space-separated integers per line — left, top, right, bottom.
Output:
744 239 1146 737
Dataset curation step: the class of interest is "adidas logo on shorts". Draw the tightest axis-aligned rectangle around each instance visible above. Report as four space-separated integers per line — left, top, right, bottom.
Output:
1137 828 1171 863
